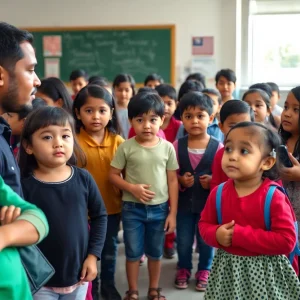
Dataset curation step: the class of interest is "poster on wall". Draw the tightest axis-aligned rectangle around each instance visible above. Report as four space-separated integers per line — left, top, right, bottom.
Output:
43 35 62 57
192 36 214 55
45 58 60 78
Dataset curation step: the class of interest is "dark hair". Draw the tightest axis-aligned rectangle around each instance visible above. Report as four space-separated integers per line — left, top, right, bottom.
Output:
279 86 300 158
202 88 222 105
220 100 255 123
19 106 86 178
267 82 280 95
32 97 47 109
128 92 164 120
0 22 33 73
112 74 136 96
179 92 213 116
138 87 158 94
88 75 106 84
226 121 281 180
69 69 88 81
88 76 110 89
37 77 73 113
178 80 204 101
73 84 119 134
144 73 164 86
16 106 32 120
249 83 272 98
155 84 177 101
242 88 277 129
186 72 206 88
215 69 236 84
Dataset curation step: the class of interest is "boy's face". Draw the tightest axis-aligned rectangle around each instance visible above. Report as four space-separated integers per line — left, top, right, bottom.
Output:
216 76 235 100
70 77 88 96
204 93 220 118
181 106 213 137
161 96 177 121
270 91 280 110
2 112 25 136
130 110 164 142
219 113 252 136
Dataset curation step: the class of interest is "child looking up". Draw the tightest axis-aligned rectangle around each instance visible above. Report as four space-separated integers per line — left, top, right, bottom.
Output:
110 92 178 300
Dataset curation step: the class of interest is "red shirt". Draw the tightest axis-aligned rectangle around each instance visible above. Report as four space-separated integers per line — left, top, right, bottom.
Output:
163 117 182 143
128 127 166 139
199 178 298 273
210 147 227 191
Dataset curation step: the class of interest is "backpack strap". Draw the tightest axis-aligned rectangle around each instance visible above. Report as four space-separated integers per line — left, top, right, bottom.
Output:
216 182 226 224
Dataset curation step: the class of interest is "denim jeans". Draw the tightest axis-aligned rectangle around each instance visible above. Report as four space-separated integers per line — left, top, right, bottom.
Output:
176 211 214 272
33 283 88 300
122 201 169 261
100 213 121 282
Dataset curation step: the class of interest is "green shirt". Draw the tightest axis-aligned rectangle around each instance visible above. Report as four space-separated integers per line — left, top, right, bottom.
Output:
111 138 178 204
0 176 49 300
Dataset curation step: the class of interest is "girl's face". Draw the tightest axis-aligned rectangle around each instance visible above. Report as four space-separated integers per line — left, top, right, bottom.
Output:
222 127 274 181
76 96 112 135
146 80 160 89
281 92 300 135
113 82 133 107
25 123 74 169
35 91 62 108
243 92 268 123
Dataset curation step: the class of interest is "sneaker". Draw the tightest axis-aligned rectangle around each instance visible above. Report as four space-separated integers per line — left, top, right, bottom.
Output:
163 247 175 259
174 269 191 289
139 254 146 266
101 282 122 300
195 270 210 292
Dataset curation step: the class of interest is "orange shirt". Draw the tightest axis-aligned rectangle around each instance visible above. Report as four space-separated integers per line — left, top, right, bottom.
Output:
77 128 124 215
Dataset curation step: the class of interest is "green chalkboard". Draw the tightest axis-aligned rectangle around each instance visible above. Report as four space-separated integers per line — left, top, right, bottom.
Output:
27 25 175 85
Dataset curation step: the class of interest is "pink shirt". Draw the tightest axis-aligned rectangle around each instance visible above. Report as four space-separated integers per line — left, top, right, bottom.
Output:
199 178 298 274
163 117 182 143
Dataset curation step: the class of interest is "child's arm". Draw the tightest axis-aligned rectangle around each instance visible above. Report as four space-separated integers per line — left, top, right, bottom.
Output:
164 170 178 234
199 188 224 248
109 167 155 203
0 176 49 250
231 190 296 255
81 172 108 282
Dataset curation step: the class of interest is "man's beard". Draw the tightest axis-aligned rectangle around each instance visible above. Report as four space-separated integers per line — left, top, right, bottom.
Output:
1 75 33 113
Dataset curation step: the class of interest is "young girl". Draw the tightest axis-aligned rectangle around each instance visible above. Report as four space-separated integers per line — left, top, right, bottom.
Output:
210 100 254 190
174 92 223 292
242 88 278 129
73 85 124 299
112 74 135 139
279 86 300 276
36 77 73 113
19 106 108 299
144 73 164 89
200 122 300 299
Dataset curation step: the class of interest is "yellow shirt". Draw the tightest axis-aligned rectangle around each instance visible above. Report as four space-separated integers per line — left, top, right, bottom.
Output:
77 128 124 214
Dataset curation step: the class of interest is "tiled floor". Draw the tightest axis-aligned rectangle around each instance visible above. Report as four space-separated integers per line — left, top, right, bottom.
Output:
114 242 205 300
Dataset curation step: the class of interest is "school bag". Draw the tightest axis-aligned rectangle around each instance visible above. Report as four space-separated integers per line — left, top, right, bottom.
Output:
216 182 300 263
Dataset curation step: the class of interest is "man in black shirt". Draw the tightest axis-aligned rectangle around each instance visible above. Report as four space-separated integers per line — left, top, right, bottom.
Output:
0 22 40 193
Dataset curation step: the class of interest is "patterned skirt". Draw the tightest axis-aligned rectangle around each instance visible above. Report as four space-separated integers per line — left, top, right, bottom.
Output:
204 249 300 300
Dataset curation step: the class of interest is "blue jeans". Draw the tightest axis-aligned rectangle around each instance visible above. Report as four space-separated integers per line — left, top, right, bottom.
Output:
122 202 169 261
176 211 214 272
33 283 88 300
100 213 121 282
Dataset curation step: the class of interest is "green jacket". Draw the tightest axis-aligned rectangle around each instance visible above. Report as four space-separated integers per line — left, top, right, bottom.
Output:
0 176 49 300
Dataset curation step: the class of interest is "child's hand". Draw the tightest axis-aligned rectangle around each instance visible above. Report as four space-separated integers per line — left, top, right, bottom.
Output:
179 172 194 188
164 213 176 234
80 254 98 283
0 205 21 225
279 153 300 181
216 220 235 247
199 175 211 189
130 184 155 204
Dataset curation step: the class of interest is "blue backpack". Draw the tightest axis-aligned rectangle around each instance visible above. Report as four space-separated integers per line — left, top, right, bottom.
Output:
216 182 300 263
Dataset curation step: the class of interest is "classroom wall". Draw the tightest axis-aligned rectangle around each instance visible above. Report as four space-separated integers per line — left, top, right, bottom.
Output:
0 0 242 87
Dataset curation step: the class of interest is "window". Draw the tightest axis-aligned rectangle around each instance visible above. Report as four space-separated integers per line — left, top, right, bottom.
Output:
248 0 300 87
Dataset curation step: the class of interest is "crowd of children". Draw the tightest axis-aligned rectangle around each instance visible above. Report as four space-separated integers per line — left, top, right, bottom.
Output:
3 62 300 300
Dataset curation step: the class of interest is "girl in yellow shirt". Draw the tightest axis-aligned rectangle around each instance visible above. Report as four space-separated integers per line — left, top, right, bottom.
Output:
73 85 124 300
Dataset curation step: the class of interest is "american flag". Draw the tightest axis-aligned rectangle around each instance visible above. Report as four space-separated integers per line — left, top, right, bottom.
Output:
192 36 214 55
